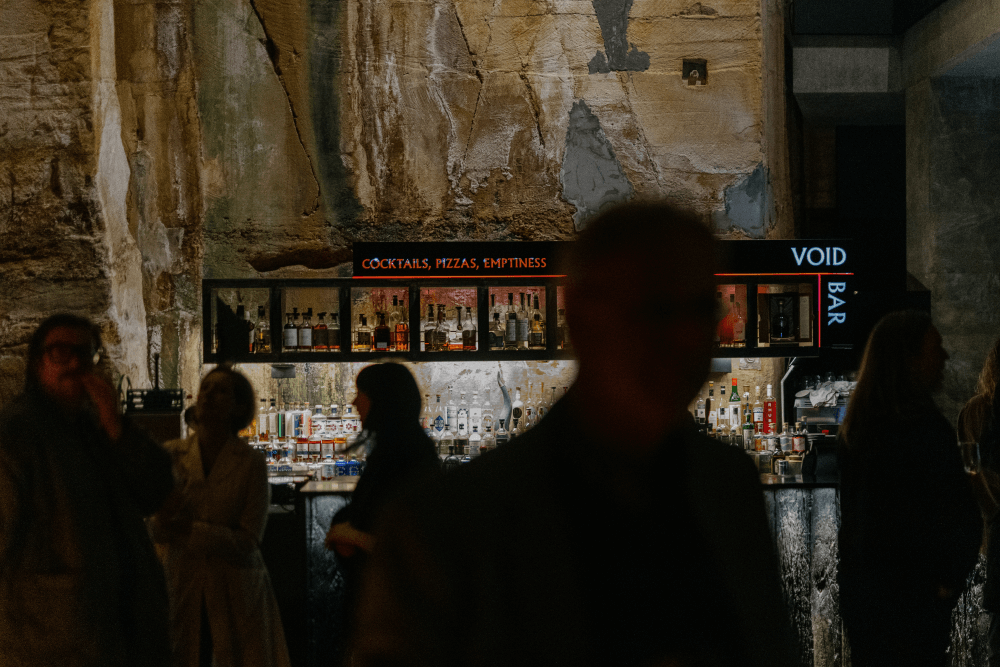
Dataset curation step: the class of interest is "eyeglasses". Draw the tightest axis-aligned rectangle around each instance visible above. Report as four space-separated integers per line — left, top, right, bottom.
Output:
43 343 101 367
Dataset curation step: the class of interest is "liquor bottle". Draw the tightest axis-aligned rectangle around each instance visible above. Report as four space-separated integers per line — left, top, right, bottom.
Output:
343 404 361 447
773 300 791 340
445 306 461 351
296 425 310 463
753 386 764 433
511 386 524 432
302 403 313 438
469 391 482 433
529 294 545 350
695 392 706 426
481 390 494 441
308 418 322 462
504 293 518 350
455 422 469 456
374 311 391 351
267 398 278 438
432 394 446 438
535 383 548 421
311 404 327 436
438 423 455 458
433 305 449 352
255 306 271 353
494 415 509 447
282 313 296 352
731 294 745 347
298 308 314 351
716 421 729 446
355 314 372 352
717 396 727 430
313 312 329 351
469 425 482 457
457 392 469 435
522 383 535 431
706 382 717 431
329 404 345 451
320 417 335 459
763 384 777 435
423 304 435 352
329 313 341 351
446 385 457 432
462 306 477 351
729 378 742 431
488 295 503 351
480 423 495 454
742 404 755 451
793 421 807 453
393 296 409 351
516 293 529 349
421 394 433 436
779 422 792 453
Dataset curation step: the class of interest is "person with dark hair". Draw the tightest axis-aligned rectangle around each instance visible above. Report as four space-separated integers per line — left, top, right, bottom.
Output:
838 311 981 667
959 335 1000 665
150 366 290 667
325 362 441 563
0 313 175 666
350 201 795 667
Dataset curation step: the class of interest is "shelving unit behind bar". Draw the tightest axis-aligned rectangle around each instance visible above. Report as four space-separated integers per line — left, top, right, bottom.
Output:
202 275 835 364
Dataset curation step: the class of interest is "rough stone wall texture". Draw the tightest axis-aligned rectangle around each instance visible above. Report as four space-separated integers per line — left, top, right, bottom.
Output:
906 76 1000 425
0 0 152 402
194 0 787 285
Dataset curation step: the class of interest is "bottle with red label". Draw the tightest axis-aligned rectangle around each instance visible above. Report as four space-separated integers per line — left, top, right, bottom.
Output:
763 384 778 436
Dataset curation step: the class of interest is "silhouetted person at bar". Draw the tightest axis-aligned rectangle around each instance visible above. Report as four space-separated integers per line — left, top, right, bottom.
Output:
150 366 291 667
325 363 441 659
0 313 174 666
959 335 1000 666
839 311 981 667
350 201 795 667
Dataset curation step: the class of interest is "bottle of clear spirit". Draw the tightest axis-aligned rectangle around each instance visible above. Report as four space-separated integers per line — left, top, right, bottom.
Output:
432 394 446 438
457 392 469 435
753 386 764 434
469 391 482 433
462 306 477 351
481 390 494 443
695 393 706 426
469 425 482 457
516 293 529 349
455 422 469 456
522 382 535 431
510 386 524 433
729 378 742 432
267 398 278 439
494 415 509 447
446 385 457 432
706 381 717 432
421 394 433 436
438 423 455 458
536 383 548 421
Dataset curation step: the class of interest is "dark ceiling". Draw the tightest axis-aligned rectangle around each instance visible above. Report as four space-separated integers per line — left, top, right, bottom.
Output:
792 0 948 35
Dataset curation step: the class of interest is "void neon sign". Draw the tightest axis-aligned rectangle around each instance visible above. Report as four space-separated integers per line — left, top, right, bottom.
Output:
792 246 847 267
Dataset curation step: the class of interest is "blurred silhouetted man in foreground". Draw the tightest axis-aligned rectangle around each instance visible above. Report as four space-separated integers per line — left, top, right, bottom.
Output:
351 202 794 667
0 314 174 666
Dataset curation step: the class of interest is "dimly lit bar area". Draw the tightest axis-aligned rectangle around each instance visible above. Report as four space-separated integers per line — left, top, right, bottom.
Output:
4 0 1000 665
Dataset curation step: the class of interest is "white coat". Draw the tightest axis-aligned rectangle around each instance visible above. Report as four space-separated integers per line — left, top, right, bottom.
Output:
151 434 291 667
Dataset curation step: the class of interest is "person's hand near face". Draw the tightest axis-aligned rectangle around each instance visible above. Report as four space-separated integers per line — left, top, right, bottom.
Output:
37 326 122 440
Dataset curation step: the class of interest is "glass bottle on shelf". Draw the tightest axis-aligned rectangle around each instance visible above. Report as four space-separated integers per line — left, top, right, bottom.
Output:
421 394 432 436
432 394 446 440
773 300 791 340
393 296 409 351
557 308 571 350
282 312 297 352
481 390 494 442
510 386 524 433
329 313 341 351
504 293 518 350
422 304 435 352
469 391 481 432
488 295 502 350
298 308 314 351
430 305 447 351
494 414 509 447
450 306 464 351
462 306 477 351
455 421 469 456
255 306 271 353
763 384 777 435
446 385 457 432
329 404 344 451
522 383 535 431
793 421 807 453
457 392 469 435
731 294 745 347
469 425 482 457
267 398 278 439
257 399 268 442
706 382 717 431
355 314 372 352
529 294 545 350
779 422 792 453
374 311 391 351
695 392 706 426
516 293 529 349
535 383 548 421
729 378 742 431
742 398 755 451
438 422 455 458
753 386 764 433
313 312 329 351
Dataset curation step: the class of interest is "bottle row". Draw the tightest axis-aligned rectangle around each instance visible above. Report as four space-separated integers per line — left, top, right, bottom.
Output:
693 379 780 448
212 289 571 356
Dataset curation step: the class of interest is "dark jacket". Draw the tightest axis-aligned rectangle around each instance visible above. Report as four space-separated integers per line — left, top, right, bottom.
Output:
351 397 795 667
959 392 1000 609
0 392 174 667
838 408 981 652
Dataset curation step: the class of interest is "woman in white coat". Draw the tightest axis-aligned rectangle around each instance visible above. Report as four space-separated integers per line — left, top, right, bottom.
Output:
151 367 290 667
